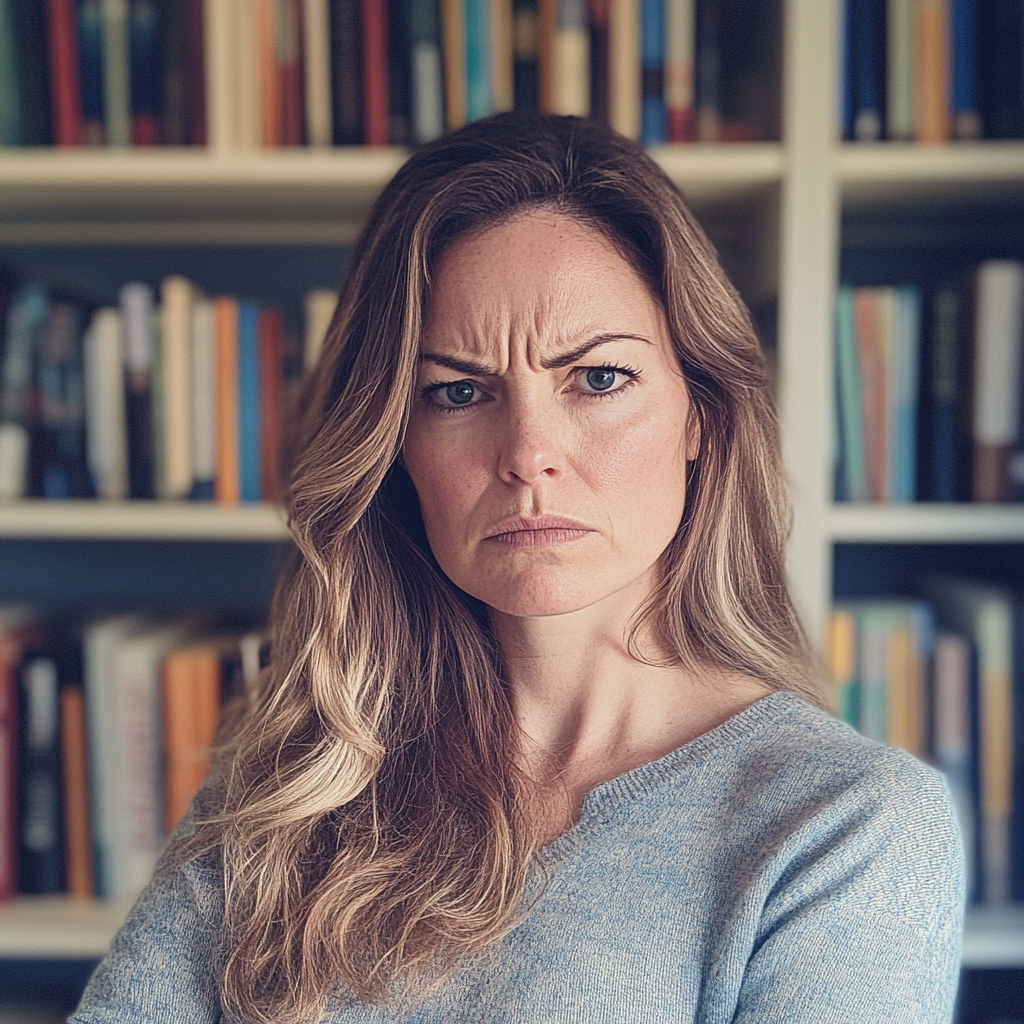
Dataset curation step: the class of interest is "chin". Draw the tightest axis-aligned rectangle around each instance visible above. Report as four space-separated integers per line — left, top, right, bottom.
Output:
468 573 611 619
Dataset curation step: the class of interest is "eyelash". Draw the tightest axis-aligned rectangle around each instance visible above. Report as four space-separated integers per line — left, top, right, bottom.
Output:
420 364 641 414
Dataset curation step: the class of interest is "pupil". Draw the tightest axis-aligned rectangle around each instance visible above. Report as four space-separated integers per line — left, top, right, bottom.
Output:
587 368 616 391
446 381 475 405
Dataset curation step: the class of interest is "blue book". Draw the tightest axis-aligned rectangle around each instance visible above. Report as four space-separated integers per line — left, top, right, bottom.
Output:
840 0 853 138
641 0 666 144
78 0 106 143
237 302 261 504
464 0 492 123
950 0 979 138
129 0 162 143
892 287 921 503
848 0 885 140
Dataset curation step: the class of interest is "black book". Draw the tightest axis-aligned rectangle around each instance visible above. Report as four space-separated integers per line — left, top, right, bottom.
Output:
389 0 413 144
513 0 538 112
331 0 364 144
12 0 53 144
978 0 1024 138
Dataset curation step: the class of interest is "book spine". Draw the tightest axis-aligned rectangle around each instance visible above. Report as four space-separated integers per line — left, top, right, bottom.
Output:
852 287 885 502
121 283 155 499
914 0 951 144
190 298 216 500
410 0 444 142
278 0 305 145
236 0 261 149
491 0 514 112
129 0 161 144
465 0 493 121
387 0 413 143
304 0 333 145
78 0 106 144
161 0 190 144
304 289 337 370
536 0 555 111
101 0 131 145
835 285 867 501
0 0 22 145
361 0 389 144
257 0 281 145
876 287 897 503
949 0 979 138
857 609 889 742
186 0 207 143
512 0 537 111
84 308 129 500
13 1 53 144
331 0 364 142
829 607 859 726
159 276 194 500
849 0 884 140
440 0 467 127
237 301 262 504
663 0 694 142
0 632 20 899
258 308 283 502
640 0 663 142
891 286 921 503
972 260 1024 501
694 0 719 141
922 288 959 500
214 296 240 505
59 685 94 896
48 0 83 146
886 0 914 140
608 0 640 138
554 0 589 116
588 0 609 122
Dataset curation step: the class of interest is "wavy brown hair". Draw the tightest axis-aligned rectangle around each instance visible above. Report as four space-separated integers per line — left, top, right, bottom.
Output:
183 113 822 1023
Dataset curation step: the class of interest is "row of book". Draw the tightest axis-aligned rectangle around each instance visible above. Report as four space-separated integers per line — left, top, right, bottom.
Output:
0 274 339 503
0 0 775 150
842 0 1024 142
830 576 1024 905
834 260 1024 503
0 608 263 900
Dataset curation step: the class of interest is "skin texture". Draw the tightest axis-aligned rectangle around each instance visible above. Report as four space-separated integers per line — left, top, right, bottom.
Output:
404 212 768 838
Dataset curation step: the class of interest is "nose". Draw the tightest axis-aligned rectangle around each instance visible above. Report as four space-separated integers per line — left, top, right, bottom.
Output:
496 399 566 486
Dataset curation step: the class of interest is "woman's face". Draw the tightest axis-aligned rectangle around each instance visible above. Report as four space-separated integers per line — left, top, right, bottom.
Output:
403 211 698 619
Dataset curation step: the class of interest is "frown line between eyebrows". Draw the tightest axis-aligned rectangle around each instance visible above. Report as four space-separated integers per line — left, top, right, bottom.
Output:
419 333 654 376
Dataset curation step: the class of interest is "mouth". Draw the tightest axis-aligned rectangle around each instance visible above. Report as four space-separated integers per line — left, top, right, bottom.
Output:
483 515 595 549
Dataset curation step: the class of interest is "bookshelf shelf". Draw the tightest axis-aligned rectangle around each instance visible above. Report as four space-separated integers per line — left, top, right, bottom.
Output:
1 895 1018 966
827 504 1024 544
0 501 290 542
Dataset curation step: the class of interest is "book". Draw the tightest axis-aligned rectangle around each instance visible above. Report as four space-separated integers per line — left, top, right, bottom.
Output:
47 0 83 146
913 0 950 144
214 296 241 505
846 0 885 140
59 683 94 897
886 0 914 141
465 0 494 121
387 0 413 143
160 0 190 143
121 282 156 499
258 307 283 502
588 0 609 123
640 0 664 142
101 0 131 145
84 307 129 500
409 0 445 142
258 0 281 145
553 0 588 116
977 0 1024 138
491 0 514 112
608 0 639 138
361 0 390 144
236 0 261 149
237 301 262 504
694 0 719 141
11 0 53 144
190 297 216 500
512 0 538 111
889 286 921 503
204 0 237 150
536 0 555 111
835 285 867 501
852 287 886 502
664 0 694 142
949 0 980 139
304 288 337 370
159 276 195 500
278 0 305 146
129 0 161 144
829 606 858 724
331 0 364 143
186 0 207 143
78 0 106 144
0 0 21 145
972 261 1024 502
304 0 334 146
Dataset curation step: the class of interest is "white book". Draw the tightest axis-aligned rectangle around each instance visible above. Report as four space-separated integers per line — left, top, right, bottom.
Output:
609 0 640 139
554 0 589 116
159 276 195 500
236 0 260 151
973 260 1024 448
100 0 131 146
304 288 337 371
120 282 154 378
303 0 333 147
84 308 129 500
191 297 217 496
204 0 239 151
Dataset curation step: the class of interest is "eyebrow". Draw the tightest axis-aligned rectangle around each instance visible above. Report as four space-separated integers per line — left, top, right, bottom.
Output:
419 333 652 376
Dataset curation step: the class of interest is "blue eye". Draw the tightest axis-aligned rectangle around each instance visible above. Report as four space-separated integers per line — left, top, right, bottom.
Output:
585 368 618 391
445 381 476 405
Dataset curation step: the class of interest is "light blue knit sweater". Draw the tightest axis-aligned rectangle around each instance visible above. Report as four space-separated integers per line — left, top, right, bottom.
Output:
70 692 965 1023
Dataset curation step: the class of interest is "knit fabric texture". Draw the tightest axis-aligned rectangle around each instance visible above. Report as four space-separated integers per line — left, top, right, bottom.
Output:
70 692 965 1023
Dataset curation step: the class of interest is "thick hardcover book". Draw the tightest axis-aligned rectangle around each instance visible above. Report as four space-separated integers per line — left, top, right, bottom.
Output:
331 0 364 143
12 0 53 144
18 653 64 894
237 301 262 504
203 0 236 149
553 0 588 116
159 276 194 499
914 0 950 143
640 0 664 143
47 0 83 146
77 0 106 144
361 0 390 144
845 0 886 141
59 684 93 897
101 0 131 145
409 0 444 141
214 296 240 505
279 0 305 145
465 0 493 121
664 0 694 141
84 308 129 500
304 0 334 145
129 0 161 144
258 307 283 502
950 0 980 138
120 283 155 499
512 0 537 111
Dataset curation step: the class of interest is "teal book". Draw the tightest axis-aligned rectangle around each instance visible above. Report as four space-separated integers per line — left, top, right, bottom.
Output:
237 301 261 504
78 0 106 143
464 0 491 122
12 0 53 144
891 286 921 503
0 0 23 144
835 286 866 501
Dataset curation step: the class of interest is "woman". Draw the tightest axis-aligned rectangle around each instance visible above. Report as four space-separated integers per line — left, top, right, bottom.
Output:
72 114 963 1024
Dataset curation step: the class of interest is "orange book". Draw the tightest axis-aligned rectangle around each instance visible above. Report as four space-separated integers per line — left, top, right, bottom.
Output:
852 288 885 503
214 297 240 505
257 0 281 145
258 308 283 502
59 687 94 897
441 0 467 129
536 0 557 112
161 646 222 833
914 0 950 144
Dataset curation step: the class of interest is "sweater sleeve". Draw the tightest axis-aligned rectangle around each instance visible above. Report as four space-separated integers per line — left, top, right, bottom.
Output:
731 754 965 1024
68 808 225 1023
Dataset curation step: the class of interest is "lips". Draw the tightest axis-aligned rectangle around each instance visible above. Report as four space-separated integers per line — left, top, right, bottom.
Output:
483 515 595 549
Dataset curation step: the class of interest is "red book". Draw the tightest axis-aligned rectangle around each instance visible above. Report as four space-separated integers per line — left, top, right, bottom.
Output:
258 308 283 502
279 0 304 145
47 0 82 146
360 0 389 146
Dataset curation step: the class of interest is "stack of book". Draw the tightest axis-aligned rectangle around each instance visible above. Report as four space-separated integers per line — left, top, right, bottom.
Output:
834 260 1024 503
830 578 1024 906
842 0 1024 142
0 273 328 504
0 608 263 900
0 0 777 149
